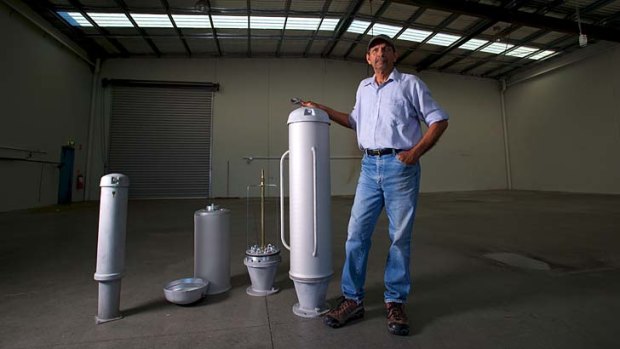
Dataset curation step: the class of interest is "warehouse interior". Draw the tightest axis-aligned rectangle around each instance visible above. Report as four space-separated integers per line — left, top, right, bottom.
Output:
1 0 619 348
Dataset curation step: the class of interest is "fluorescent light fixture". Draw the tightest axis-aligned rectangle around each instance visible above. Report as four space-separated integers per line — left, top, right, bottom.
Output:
480 42 514 54
319 18 340 31
172 14 211 28
251 16 286 29
130 14 172 28
347 20 371 34
529 50 555 60
459 38 488 50
283 17 341 31
286 17 320 30
88 13 133 28
397 28 432 42
368 23 402 37
506 46 539 58
211 15 248 29
58 12 92 27
427 33 461 47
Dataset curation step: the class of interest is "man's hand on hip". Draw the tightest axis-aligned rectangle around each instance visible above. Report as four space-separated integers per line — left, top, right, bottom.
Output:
397 149 420 165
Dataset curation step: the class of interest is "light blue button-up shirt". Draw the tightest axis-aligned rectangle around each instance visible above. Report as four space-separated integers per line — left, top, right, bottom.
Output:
349 68 449 150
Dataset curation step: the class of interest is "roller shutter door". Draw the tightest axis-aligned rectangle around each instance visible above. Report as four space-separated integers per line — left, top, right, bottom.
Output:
108 85 213 198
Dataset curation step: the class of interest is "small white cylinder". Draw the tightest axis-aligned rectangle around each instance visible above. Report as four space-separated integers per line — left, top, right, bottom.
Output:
94 173 129 324
194 205 231 295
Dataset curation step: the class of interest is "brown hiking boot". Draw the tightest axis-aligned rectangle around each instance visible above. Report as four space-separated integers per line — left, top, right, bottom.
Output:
386 302 410 336
323 297 364 328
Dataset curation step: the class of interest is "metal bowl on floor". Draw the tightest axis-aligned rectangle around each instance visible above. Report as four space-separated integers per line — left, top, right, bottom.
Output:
163 278 209 305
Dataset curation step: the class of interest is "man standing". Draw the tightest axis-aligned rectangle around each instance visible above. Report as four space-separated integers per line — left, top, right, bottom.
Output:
301 34 449 336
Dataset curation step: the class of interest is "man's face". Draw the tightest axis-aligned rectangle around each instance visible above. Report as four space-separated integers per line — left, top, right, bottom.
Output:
366 42 398 73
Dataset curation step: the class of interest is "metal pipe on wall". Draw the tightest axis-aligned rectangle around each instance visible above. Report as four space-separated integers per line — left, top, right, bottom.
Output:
500 79 512 190
85 58 101 201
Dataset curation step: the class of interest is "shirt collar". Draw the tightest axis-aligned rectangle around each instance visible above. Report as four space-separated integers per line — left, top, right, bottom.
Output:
363 68 401 87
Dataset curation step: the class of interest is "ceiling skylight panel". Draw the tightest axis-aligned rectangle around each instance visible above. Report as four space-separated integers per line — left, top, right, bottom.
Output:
319 18 339 31
368 23 402 37
505 46 538 58
480 42 514 54
459 38 488 50
427 33 461 47
251 16 285 29
172 15 211 28
88 13 133 27
58 12 92 27
130 14 172 28
211 15 248 29
347 20 371 34
286 17 319 30
397 28 432 42
529 50 555 60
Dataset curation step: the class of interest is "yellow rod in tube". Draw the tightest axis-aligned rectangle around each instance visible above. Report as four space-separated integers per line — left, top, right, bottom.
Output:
260 169 265 249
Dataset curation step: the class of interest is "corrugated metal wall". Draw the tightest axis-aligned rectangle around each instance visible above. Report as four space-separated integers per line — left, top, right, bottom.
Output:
108 85 213 198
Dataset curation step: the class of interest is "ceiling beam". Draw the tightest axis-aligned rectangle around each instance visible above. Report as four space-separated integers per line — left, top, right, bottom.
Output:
486 35 573 78
113 0 161 56
322 0 364 57
66 0 129 57
439 0 565 71
343 0 391 59
275 0 291 57
479 0 617 77
303 0 332 57
160 0 191 57
415 0 530 71
487 2 620 79
391 0 620 43
394 5 426 35
204 0 222 57
415 19 494 71
10 0 101 63
564 0 615 21
396 12 460 64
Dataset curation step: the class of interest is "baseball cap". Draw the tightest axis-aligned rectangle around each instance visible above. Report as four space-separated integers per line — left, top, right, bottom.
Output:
367 34 395 52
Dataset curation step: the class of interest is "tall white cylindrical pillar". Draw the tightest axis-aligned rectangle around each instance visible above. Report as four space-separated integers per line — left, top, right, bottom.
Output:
94 173 129 324
283 107 332 317
194 204 231 295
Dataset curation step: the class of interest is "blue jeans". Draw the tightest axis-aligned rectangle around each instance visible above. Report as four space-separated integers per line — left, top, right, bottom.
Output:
341 153 421 304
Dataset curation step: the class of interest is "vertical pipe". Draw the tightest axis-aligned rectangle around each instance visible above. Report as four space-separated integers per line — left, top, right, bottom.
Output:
226 160 230 197
94 173 129 324
85 59 101 201
260 169 265 249
500 79 513 190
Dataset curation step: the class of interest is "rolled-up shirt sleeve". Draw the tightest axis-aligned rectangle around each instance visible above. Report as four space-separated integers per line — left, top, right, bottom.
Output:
413 77 449 126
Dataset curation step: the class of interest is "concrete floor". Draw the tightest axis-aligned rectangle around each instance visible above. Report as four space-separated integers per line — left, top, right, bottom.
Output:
1 190 619 348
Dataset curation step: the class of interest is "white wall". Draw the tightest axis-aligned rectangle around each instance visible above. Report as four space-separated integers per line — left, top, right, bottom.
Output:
505 45 620 194
97 57 506 198
413 70 507 192
0 2 93 212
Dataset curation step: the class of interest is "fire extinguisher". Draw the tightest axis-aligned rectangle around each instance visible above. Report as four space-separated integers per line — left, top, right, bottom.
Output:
76 171 85 190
